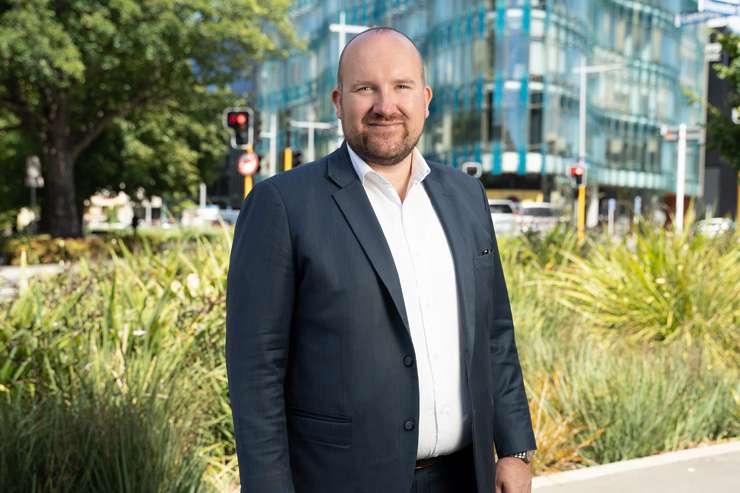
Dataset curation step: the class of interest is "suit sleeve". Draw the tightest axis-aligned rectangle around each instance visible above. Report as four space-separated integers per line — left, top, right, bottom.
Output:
476 181 537 458
226 180 296 492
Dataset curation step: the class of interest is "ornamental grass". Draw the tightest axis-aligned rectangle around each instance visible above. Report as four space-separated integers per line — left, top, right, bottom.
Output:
0 223 737 489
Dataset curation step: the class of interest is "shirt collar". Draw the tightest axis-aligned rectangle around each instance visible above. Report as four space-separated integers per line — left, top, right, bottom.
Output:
347 143 430 188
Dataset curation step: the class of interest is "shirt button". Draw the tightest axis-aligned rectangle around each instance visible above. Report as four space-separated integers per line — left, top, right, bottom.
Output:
403 355 415 367
403 419 416 431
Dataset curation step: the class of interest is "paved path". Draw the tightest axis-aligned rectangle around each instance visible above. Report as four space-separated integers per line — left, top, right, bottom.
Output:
533 441 740 493
0 264 64 301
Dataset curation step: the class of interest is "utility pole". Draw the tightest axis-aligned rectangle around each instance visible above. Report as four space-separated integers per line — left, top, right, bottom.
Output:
259 112 278 177
329 12 369 145
289 120 335 162
329 12 369 58
661 124 703 233
574 58 625 236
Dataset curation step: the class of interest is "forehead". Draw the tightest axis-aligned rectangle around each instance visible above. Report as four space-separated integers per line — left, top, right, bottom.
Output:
340 31 424 83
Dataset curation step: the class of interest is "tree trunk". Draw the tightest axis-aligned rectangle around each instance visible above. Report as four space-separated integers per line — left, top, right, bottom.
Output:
40 145 82 238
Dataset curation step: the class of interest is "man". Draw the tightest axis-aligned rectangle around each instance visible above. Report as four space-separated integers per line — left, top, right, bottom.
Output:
226 27 536 493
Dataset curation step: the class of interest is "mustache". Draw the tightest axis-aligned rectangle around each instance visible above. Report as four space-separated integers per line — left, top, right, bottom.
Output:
363 113 406 125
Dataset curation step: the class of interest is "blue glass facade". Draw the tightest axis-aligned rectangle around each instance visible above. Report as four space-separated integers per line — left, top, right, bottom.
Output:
256 0 707 199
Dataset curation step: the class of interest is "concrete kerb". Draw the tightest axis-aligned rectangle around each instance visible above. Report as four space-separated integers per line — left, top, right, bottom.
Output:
532 440 740 489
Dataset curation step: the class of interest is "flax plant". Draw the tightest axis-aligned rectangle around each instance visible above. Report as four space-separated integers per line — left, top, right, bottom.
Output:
0 227 234 491
543 224 740 371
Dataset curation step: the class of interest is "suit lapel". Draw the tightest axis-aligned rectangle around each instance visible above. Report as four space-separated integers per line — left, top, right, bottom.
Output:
328 144 411 334
423 167 476 371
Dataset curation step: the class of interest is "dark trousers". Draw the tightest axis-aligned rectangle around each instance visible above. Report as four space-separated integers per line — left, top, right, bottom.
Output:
411 444 477 493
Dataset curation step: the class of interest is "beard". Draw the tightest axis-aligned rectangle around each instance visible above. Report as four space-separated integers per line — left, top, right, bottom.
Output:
344 113 423 166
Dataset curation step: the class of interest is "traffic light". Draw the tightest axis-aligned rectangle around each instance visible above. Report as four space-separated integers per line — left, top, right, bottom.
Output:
254 113 262 142
569 166 584 186
224 108 253 149
293 150 303 167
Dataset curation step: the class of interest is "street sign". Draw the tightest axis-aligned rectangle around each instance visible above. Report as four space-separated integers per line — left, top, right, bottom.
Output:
237 152 259 176
705 42 723 62
699 0 740 16
660 125 703 142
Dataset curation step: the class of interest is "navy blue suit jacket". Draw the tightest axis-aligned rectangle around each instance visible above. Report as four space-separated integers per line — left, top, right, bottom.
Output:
226 143 536 493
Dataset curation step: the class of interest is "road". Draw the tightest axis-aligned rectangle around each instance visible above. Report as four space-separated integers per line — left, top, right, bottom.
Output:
533 441 740 493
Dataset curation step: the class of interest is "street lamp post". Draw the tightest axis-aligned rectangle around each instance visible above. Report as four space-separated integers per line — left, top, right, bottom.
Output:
289 120 336 162
329 12 369 145
329 12 369 58
660 124 704 233
574 58 625 239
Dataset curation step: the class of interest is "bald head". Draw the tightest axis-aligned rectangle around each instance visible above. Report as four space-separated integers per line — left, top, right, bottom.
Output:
336 27 426 89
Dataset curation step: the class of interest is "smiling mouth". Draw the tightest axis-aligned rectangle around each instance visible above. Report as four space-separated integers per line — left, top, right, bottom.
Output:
367 122 403 127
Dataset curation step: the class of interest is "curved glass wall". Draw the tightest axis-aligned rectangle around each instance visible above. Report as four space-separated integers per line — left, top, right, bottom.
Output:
257 0 706 196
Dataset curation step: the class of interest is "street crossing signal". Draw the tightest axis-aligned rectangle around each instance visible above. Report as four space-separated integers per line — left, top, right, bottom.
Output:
223 107 253 149
569 166 584 186
293 150 303 167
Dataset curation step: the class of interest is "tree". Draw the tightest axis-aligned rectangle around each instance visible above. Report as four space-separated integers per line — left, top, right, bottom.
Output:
707 32 740 175
0 0 296 237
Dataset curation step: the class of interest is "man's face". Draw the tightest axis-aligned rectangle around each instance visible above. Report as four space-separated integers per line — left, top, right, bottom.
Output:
332 32 433 166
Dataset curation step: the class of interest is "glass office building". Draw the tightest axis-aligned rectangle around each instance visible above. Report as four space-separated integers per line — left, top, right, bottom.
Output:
256 0 707 216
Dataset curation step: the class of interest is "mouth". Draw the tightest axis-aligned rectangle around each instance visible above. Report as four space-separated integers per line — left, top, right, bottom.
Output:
366 122 404 128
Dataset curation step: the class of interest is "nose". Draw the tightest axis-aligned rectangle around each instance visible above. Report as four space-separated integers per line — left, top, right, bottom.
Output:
371 88 398 118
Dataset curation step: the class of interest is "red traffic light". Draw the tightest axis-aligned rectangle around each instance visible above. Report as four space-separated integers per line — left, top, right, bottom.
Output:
569 166 584 177
227 111 250 128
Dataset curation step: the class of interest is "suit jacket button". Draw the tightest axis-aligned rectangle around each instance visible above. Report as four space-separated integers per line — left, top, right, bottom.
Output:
403 355 415 367
404 419 415 431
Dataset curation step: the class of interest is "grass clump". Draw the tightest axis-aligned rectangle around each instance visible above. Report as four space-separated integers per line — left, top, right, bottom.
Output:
0 223 737 484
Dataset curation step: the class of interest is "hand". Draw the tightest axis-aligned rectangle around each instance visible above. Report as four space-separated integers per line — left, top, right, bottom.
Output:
495 456 532 493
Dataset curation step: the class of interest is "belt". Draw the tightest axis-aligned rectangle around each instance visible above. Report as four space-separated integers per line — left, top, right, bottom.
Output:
415 456 442 470
415 444 471 471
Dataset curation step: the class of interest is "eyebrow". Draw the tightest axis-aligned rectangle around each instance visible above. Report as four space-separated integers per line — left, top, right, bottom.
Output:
349 79 418 88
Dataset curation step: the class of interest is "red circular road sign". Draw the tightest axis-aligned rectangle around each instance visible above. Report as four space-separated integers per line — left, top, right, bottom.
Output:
238 152 259 176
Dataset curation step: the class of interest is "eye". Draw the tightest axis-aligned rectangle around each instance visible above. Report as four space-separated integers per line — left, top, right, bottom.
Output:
355 86 372 92
397 83 413 90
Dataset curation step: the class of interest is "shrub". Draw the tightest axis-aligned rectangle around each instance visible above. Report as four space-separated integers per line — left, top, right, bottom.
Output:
0 229 233 490
543 226 740 370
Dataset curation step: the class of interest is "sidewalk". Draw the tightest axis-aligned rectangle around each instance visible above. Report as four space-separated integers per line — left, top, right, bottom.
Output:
0 264 65 301
533 441 740 493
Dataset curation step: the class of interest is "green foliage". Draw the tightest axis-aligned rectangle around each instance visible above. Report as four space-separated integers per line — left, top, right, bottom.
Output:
1 229 234 489
0 111 33 215
707 31 740 173
0 229 223 265
545 226 740 369
0 0 300 235
0 226 737 485
0 373 209 493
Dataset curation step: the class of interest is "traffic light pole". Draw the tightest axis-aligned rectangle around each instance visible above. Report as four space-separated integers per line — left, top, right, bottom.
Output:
574 59 625 242
244 144 253 198
289 120 335 162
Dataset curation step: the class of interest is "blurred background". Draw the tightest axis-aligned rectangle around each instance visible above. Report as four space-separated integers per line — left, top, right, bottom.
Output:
0 1 738 492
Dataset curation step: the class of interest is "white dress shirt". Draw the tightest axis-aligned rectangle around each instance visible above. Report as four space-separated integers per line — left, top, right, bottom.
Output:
347 144 472 459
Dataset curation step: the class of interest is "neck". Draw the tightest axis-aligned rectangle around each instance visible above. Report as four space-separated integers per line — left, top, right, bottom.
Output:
367 152 414 202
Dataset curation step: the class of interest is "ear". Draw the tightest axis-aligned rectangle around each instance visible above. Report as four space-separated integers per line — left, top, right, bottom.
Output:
423 85 433 119
331 87 342 119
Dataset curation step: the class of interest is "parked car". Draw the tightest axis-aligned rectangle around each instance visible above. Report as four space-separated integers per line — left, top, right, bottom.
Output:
515 202 560 233
695 218 735 238
488 199 519 235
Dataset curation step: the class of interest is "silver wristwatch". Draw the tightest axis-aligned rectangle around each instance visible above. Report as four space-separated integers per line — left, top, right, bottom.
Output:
507 450 535 464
